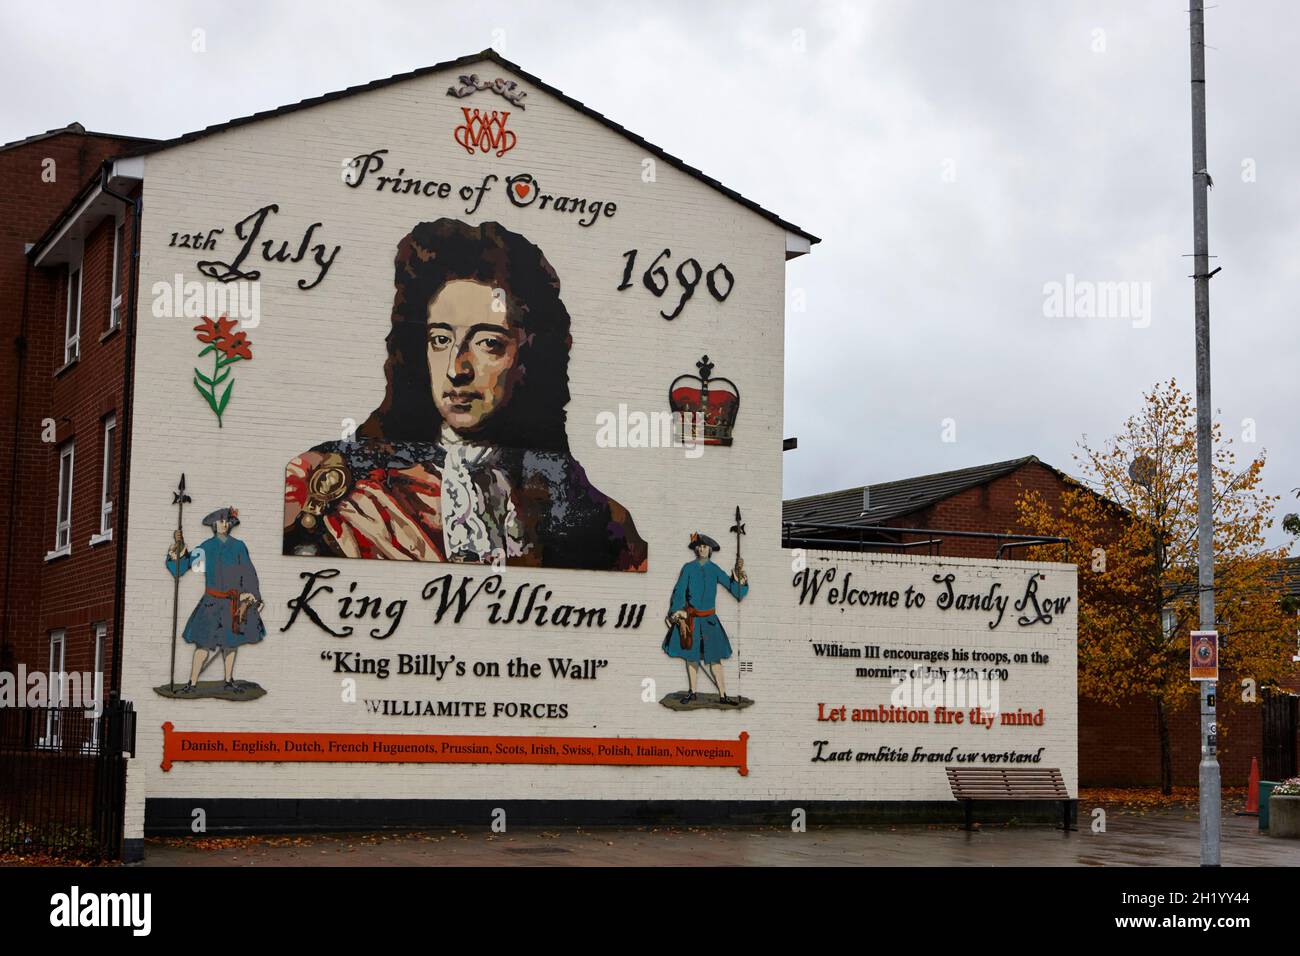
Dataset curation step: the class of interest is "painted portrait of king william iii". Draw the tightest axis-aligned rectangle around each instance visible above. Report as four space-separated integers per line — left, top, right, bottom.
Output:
283 218 647 572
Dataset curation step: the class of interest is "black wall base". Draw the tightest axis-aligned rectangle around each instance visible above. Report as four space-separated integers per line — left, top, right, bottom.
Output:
145 797 1077 834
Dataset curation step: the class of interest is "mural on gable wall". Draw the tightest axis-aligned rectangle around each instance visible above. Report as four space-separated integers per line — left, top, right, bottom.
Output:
283 218 648 572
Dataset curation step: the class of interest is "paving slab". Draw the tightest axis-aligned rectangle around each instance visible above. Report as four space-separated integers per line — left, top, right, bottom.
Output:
135 805 1299 867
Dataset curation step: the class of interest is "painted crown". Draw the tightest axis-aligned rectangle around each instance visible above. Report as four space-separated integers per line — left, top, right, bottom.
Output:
669 355 740 447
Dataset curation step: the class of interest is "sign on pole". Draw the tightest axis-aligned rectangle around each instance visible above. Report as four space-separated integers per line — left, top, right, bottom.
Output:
1190 629 1218 682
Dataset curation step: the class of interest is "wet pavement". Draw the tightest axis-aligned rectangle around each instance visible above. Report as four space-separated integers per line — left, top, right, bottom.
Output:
138 804 1299 867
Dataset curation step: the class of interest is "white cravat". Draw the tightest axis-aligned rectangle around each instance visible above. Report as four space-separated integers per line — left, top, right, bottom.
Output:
438 426 524 564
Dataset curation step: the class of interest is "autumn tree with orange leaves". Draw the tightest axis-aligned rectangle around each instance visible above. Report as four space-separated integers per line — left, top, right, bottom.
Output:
1016 379 1292 794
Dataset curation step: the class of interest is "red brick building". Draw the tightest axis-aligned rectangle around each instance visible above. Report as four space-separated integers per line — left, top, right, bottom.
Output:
0 123 151 699
783 456 1075 560
784 456 1300 788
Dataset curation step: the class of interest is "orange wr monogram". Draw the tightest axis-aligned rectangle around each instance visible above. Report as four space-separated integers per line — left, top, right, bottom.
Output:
454 108 517 157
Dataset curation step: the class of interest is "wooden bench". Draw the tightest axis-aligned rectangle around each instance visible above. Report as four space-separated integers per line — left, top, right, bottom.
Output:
946 766 1072 831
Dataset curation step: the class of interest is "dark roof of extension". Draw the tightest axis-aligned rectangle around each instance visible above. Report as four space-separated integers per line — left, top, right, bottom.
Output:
117 49 819 244
0 121 156 154
783 456 1066 527
1282 556 1300 599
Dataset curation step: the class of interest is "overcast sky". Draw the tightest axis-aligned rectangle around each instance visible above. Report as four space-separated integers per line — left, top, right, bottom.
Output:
3 1 1295 547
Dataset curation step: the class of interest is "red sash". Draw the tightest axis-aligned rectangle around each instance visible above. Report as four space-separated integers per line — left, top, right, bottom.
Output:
207 588 242 631
685 606 715 626
676 606 714 651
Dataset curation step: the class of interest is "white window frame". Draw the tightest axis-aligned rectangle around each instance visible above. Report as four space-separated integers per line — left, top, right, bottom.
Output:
64 262 81 365
90 415 115 544
1161 607 1177 641
108 219 124 332
42 630 67 749
93 623 105 689
86 622 107 750
47 441 74 559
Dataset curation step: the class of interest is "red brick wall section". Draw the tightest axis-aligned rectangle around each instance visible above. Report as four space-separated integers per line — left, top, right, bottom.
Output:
887 462 1072 560
1079 681 1266 788
0 131 140 690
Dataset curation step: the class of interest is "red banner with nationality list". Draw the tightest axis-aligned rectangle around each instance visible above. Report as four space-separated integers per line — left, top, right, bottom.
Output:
161 723 748 775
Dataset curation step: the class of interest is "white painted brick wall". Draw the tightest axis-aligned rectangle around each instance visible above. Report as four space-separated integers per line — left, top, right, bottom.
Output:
120 60 1076 814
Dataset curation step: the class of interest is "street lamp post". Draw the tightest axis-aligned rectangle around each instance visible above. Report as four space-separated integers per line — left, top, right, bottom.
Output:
1188 0 1220 867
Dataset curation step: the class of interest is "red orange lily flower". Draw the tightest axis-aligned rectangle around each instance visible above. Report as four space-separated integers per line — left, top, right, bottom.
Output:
220 330 254 361
194 315 239 346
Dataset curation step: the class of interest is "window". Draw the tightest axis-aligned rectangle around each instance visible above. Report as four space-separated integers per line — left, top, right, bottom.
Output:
88 623 107 749
42 630 66 748
64 263 81 364
92 415 115 542
48 630 66 696
1161 608 1177 641
49 440 74 558
93 623 106 685
108 221 124 331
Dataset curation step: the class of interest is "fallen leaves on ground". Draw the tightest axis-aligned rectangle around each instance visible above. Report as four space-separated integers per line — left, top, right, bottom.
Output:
1081 786 1248 815
0 851 100 867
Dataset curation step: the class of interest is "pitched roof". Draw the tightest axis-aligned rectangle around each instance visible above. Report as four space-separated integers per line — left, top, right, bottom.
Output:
1281 556 1300 600
783 456 1052 527
119 49 819 245
0 121 156 154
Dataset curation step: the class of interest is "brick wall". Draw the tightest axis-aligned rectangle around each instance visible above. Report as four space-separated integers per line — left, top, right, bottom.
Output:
890 461 1072 560
0 130 141 689
1079 680 1267 788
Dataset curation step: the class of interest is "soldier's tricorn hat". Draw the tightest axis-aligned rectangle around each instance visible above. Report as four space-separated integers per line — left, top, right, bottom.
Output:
688 532 720 552
202 506 240 528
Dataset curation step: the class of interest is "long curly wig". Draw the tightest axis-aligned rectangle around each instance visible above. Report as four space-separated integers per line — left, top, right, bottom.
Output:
358 219 573 452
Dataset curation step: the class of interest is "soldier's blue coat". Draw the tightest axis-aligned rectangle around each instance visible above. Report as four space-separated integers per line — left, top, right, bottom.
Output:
662 558 748 664
166 534 266 651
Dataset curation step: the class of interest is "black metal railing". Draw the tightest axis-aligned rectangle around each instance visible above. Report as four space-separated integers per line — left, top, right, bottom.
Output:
0 700 135 860
1262 689 1299 782
782 520 1071 560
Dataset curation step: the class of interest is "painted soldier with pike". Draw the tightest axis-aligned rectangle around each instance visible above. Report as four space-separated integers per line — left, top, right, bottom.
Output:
163 504 266 697
662 522 750 708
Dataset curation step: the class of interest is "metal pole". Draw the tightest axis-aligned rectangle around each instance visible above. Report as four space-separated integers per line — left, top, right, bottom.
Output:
1188 0 1220 867
168 474 190 692
730 506 746 697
